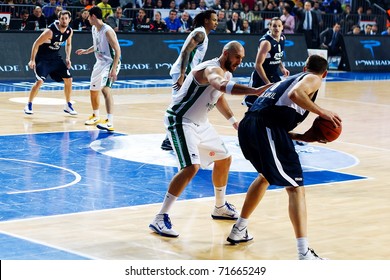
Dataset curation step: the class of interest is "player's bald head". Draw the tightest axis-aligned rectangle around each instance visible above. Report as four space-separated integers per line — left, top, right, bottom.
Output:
223 41 244 54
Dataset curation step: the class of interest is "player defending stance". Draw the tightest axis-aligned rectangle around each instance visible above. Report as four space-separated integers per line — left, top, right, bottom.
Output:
149 41 272 238
161 10 218 150
226 55 342 260
24 10 76 115
76 6 121 132
244 17 289 108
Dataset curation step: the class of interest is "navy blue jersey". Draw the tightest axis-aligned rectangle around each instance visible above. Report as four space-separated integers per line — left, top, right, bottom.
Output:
36 21 72 60
250 32 286 87
245 32 286 108
250 72 318 131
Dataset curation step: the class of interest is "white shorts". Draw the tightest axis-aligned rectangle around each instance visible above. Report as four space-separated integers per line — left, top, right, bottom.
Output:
90 60 121 91
164 116 230 169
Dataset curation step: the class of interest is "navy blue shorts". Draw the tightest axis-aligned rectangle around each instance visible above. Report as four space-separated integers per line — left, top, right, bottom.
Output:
238 112 303 187
35 56 72 82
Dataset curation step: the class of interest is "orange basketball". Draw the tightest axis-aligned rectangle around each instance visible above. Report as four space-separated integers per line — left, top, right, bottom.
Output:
313 117 342 143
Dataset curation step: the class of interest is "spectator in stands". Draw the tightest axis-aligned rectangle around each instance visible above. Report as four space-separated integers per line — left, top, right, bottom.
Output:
339 4 354 32
56 0 67 9
197 0 208 11
179 11 192 33
20 9 30 30
154 0 163 8
320 22 343 56
143 0 154 9
381 25 390 35
361 24 372 35
150 11 167 32
97 0 113 20
28 6 47 29
237 19 251 33
328 0 342 14
210 0 222 10
347 24 360 35
46 5 63 25
226 11 242 33
363 7 376 22
164 9 181 32
168 0 176 10
231 1 242 13
252 4 263 22
217 10 226 23
133 8 150 32
312 1 324 29
296 0 319 49
42 0 58 18
240 3 255 23
72 8 92 31
370 24 378 35
105 6 123 32
262 1 277 13
281 5 295 34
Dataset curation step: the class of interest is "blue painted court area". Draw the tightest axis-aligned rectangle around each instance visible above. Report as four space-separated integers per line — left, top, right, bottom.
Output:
0 131 365 223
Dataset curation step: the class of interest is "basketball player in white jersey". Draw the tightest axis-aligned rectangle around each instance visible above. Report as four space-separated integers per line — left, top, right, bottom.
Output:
76 6 121 132
161 10 218 150
149 41 272 238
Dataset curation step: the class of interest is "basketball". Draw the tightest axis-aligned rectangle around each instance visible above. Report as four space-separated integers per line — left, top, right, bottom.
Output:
313 117 342 143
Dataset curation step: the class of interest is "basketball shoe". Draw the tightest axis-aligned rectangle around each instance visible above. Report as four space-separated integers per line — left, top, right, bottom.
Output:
149 214 179 238
85 114 100 125
97 119 114 132
24 102 33 115
211 201 238 220
64 102 77 115
227 224 253 244
299 248 327 260
161 137 173 151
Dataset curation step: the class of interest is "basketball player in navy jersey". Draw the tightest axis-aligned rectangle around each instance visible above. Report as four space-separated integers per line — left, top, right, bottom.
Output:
160 10 218 151
227 55 342 260
24 10 76 116
244 17 290 108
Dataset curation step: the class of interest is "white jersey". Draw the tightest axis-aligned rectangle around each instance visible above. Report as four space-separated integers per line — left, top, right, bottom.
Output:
167 58 232 125
169 26 209 76
92 24 117 65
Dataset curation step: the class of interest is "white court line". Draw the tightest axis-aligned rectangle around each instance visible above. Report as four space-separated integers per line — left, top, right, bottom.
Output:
0 230 98 260
0 158 81 194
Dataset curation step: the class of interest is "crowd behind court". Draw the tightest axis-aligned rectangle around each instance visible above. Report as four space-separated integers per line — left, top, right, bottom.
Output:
1 0 389 61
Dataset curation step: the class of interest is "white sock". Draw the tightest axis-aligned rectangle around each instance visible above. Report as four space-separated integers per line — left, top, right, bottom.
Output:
158 192 178 214
93 110 100 117
214 185 226 207
297 237 309 255
107 114 113 123
235 217 248 229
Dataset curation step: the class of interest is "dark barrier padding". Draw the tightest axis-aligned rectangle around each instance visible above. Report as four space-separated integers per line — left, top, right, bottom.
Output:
0 32 323 81
343 35 390 72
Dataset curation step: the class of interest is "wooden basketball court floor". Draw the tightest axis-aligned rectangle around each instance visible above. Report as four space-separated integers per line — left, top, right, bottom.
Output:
0 73 389 260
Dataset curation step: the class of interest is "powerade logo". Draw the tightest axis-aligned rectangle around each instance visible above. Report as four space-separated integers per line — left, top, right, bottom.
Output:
118 39 134 47
283 40 294 59
163 40 185 55
360 40 381 58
